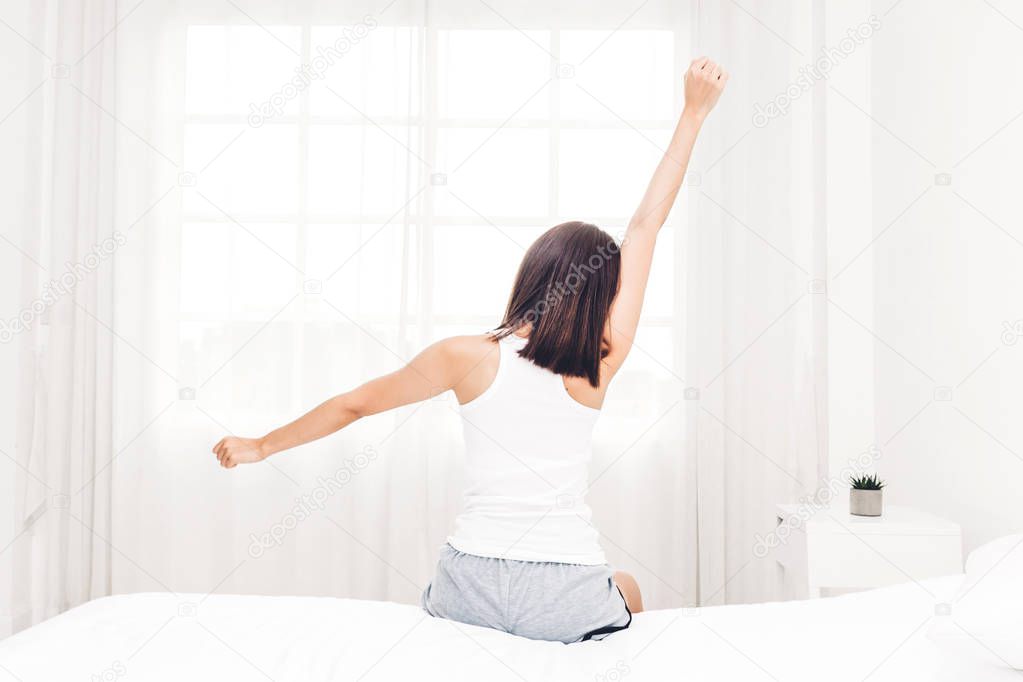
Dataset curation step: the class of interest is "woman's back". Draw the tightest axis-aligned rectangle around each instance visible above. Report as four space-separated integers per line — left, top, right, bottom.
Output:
449 334 605 565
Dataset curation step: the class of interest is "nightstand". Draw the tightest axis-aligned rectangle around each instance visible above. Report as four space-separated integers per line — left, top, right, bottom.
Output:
773 504 963 598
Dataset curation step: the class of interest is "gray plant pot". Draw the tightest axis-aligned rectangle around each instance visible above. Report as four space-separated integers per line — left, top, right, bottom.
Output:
850 489 883 517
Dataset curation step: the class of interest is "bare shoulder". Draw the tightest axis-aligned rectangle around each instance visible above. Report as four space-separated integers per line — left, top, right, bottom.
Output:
437 333 497 358
435 334 499 374
434 334 500 403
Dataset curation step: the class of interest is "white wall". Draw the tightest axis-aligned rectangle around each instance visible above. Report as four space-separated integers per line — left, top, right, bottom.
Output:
867 0 1023 553
825 1 876 484
826 0 1023 558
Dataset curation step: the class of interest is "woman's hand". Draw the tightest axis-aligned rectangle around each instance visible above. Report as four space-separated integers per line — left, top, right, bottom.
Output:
212 436 267 469
683 57 728 122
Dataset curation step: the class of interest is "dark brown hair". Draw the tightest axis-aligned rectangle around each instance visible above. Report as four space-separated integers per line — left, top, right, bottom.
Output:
492 221 621 387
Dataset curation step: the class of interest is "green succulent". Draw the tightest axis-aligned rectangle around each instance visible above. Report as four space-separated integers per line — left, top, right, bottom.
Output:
850 473 885 490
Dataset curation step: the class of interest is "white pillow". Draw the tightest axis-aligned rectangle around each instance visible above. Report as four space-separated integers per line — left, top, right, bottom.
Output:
929 534 1023 669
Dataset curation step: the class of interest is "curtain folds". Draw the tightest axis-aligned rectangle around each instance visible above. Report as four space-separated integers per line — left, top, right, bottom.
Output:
12 0 119 631
687 0 824 604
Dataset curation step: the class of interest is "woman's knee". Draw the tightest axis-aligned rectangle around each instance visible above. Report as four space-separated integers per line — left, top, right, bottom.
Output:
614 570 644 613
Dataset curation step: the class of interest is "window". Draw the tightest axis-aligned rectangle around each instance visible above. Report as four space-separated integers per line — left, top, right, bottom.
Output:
180 20 687 410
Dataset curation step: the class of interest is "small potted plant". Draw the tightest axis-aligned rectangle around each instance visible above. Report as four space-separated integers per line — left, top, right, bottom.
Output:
849 474 884 517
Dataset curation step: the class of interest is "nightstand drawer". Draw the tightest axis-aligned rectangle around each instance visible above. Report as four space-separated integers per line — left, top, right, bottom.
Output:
806 532 962 589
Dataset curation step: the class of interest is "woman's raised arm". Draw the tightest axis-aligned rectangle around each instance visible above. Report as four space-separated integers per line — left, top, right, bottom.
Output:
602 57 727 375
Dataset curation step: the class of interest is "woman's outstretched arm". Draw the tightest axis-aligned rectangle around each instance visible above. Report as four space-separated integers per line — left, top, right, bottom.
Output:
212 338 467 468
603 57 727 375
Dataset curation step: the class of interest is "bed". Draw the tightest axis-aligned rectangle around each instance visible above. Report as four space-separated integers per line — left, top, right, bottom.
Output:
0 575 1014 681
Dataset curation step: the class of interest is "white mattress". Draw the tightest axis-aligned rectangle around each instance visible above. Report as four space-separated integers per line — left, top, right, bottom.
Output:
0 576 1015 681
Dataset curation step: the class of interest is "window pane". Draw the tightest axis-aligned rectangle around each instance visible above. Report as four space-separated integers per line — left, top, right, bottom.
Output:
622 326 677 382
183 124 300 215
308 27 421 117
185 26 229 114
435 128 549 218
305 223 408 316
438 29 552 119
307 124 421 215
232 224 299 310
183 320 297 413
299 321 408 398
560 30 675 121
559 129 663 218
180 222 298 317
433 225 542 316
645 228 675 317
180 222 232 315
186 25 303 117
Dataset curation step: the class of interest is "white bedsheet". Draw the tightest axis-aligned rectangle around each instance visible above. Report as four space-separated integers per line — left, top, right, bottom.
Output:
0 576 1014 681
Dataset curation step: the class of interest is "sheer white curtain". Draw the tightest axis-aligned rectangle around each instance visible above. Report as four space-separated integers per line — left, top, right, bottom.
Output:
5 0 825 633
5 0 120 631
686 0 824 604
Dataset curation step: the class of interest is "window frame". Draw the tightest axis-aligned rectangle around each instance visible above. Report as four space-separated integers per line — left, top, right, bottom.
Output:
179 21 688 376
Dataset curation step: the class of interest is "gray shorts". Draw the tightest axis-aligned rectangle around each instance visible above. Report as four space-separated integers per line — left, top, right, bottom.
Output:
420 544 631 644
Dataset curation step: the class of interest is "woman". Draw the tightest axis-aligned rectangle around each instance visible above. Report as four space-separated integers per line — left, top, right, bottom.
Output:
212 57 727 643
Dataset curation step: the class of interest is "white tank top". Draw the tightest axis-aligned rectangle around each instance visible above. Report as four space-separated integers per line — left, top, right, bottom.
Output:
447 335 606 565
